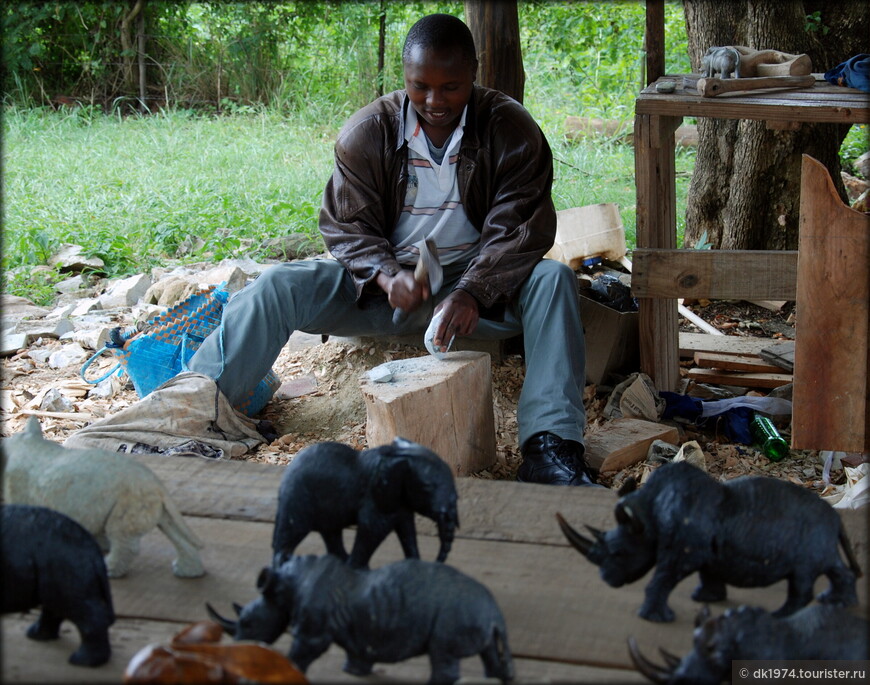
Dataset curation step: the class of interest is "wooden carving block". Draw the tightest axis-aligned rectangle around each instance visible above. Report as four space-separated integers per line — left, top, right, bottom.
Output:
584 418 679 474
360 351 496 476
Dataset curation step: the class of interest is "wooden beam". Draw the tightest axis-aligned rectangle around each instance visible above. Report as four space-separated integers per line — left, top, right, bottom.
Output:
631 248 798 300
464 0 524 102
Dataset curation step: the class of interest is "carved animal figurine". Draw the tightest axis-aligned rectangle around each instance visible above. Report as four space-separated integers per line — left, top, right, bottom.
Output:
272 437 459 569
629 604 869 685
2 504 115 666
124 620 308 684
556 461 862 622
1 416 204 578
702 45 741 79
207 554 514 684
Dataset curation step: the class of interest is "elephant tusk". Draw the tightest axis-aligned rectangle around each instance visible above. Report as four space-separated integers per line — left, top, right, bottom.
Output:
628 636 673 684
205 602 237 636
556 512 596 558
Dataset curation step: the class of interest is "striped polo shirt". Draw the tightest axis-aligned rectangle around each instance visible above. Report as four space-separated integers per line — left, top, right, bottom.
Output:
390 105 481 288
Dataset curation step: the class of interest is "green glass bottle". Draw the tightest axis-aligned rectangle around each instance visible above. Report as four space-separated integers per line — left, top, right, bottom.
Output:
750 414 789 462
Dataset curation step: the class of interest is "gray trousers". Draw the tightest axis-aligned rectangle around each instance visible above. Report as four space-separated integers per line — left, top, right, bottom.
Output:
188 257 587 448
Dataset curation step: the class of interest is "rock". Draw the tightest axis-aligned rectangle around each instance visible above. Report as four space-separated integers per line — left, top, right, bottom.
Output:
260 234 322 260
40 388 75 413
14 317 76 339
98 273 152 308
48 343 87 369
48 243 106 273
1 331 31 356
856 150 870 178
71 298 102 317
54 274 92 295
143 277 199 307
194 265 248 292
1 294 50 323
60 327 111 350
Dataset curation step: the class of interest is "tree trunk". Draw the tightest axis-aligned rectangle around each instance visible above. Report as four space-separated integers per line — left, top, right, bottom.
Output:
683 0 868 250
463 0 525 103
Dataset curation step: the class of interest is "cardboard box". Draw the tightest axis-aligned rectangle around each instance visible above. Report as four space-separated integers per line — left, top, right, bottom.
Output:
579 293 639 385
545 204 626 269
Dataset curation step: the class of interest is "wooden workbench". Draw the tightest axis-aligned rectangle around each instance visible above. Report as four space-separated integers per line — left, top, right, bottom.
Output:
2 455 867 683
632 75 870 392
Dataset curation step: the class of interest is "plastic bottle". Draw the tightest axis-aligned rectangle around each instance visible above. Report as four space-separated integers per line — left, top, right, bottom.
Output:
750 413 789 462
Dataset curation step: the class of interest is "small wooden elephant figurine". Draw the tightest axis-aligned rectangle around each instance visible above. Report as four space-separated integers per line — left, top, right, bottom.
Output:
272 437 459 568
2 504 115 666
208 554 514 684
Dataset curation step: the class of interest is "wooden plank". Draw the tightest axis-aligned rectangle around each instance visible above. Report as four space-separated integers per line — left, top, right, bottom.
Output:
631 248 797 300
687 367 793 388
585 418 680 473
360 351 496 476
132 453 622 544
0 614 645 685
760 340 795 372
792 155 870 452
679 332 791 358
693 351 786 374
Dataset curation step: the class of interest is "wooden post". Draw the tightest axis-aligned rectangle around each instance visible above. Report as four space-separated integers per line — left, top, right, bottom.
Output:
463 0 524 102
791 155 870 452
644 0 665 84
360 351 496 476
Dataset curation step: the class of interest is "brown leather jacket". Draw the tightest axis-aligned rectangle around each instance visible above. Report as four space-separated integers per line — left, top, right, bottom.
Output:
319 85 556 317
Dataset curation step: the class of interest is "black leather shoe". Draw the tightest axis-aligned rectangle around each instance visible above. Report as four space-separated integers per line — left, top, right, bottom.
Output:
517 432 603 487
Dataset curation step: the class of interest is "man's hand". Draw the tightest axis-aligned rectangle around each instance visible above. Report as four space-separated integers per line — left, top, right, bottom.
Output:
432 289 479 351
377 269 430 312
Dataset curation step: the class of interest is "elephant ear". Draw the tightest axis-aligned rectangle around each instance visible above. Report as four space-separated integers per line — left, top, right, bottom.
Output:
371 453 411 513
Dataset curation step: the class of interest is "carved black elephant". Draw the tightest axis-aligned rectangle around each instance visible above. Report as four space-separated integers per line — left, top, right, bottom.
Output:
1 504 115 666
208 554 513 684
272 437 459 568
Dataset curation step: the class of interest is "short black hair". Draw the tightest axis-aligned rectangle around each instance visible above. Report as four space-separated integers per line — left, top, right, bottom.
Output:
402 14 478 68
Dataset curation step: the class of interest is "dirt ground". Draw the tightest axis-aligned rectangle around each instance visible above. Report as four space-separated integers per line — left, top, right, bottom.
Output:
2 286 850 499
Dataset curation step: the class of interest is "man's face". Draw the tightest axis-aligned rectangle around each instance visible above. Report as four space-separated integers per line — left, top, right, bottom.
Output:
403 45 475 147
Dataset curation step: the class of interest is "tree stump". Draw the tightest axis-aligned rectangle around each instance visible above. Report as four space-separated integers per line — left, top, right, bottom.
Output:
360 351 496 476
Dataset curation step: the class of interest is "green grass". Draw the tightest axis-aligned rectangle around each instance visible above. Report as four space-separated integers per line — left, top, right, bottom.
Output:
2 104 695 303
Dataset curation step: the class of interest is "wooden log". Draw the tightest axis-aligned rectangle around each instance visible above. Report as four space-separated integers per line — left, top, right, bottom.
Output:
585 418 680 473
360 351 496 476
792 155 870 452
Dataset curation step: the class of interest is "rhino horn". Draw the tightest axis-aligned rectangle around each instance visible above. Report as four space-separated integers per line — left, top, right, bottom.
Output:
205 602 237 636
659 647 682 670
628 636 673 684
585 524 606 542
555 512 596 558
232 602 244 616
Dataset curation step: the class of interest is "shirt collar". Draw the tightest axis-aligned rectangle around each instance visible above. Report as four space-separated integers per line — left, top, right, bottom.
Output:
403 101 468 151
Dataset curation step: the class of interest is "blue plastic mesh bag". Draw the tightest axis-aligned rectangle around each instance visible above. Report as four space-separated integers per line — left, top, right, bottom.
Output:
82 283 279 416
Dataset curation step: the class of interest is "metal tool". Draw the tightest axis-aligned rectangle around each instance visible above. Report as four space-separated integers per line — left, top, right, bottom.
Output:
392 238 443 325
